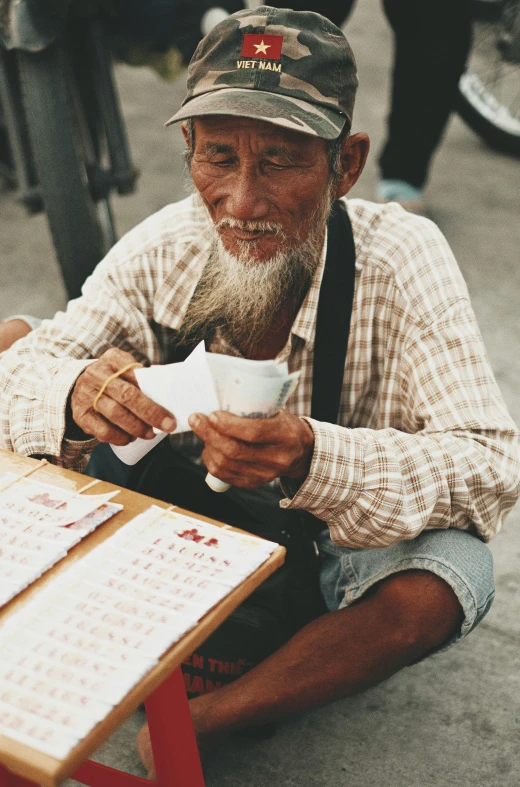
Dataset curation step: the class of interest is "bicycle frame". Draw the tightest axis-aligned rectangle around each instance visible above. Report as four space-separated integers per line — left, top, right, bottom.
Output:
0 48 40 209
0 1 137 214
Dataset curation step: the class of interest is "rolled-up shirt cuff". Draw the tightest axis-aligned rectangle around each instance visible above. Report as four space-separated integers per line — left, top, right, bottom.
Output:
42 359 95 458
61 437 98 472
279 417 364 518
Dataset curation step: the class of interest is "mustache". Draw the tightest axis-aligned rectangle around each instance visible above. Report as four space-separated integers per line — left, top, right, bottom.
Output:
215 217 287 237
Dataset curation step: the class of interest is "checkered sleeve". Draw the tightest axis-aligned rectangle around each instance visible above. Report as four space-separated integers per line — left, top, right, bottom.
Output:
0 247 164 471
281 300 520 548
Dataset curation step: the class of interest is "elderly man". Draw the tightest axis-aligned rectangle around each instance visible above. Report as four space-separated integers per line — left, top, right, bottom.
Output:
1 4 519 776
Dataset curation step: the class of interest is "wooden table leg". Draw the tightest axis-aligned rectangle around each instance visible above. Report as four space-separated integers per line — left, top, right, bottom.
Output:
145 667 205 787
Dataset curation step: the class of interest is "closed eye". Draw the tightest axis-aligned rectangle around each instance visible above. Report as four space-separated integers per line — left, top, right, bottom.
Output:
265 160 293 169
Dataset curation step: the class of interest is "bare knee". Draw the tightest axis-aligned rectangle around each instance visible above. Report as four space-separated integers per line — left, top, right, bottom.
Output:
370 569 464 659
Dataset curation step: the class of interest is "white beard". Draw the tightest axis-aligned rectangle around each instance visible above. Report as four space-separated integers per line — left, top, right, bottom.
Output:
176 191 333 355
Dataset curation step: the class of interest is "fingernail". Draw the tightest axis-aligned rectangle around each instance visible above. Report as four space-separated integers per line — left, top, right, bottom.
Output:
160 416 176 433
144 428 155 440
188 414 200 429
209 412 219 424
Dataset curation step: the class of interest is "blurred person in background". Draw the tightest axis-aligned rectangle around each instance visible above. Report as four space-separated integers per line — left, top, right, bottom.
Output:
110 0 245 74
269 0 472 212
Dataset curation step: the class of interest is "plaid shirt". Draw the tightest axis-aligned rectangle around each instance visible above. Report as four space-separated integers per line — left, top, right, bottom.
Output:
1 196 518 547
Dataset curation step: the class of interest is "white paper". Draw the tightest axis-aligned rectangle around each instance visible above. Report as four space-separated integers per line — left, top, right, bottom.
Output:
0 506 280 760
0 701 80 759
0 486 119 527
0 481 123 610
110 343 301 468
205 353 300 416
0 670 111 721
67 501 124 534
0 684 98 737
204 353 300 491
109 430 167 466
111 341 219 465
136 340 219 431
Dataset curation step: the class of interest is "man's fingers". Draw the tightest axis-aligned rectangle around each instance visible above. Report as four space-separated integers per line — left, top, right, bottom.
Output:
194 410 289 444
191 415 290 483
71 349 176 440
98 347 143 377
75 410 136 446
190 410 313 484
188 413 212 441
92 395 156 440
102 377 176 432
201 447 271 489
83 348 176 430
189 413 286 464
84 366 176 432
207 411 284 443
205 428 287 467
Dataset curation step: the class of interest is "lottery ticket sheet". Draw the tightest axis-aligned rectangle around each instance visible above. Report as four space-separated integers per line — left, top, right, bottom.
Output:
0 472 123 608
0 506 278 759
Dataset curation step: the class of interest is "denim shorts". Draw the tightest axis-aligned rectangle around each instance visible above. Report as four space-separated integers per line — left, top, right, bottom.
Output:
224 482 496 653
316 526 495 652
224 480 496 654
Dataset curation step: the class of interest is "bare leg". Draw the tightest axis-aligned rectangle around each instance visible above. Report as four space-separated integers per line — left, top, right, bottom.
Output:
138 570 463 774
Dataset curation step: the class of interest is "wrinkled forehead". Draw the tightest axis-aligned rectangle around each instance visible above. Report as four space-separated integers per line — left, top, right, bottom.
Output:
189 115 329 156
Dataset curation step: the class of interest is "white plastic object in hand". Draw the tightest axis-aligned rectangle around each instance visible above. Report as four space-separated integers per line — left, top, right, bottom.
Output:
205 473 231 493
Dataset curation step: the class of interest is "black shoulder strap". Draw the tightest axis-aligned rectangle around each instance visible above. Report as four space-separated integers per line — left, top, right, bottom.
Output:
311 200 356 424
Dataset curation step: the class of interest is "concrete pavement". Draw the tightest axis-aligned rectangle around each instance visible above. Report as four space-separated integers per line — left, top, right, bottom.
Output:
1 1 520 785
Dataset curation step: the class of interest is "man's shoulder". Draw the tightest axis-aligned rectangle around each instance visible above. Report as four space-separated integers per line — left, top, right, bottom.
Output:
343 197 470 327
343 197 442 268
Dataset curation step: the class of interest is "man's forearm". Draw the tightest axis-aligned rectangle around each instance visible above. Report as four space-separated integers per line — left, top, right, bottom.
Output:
0 338 94 468
279 421 520 548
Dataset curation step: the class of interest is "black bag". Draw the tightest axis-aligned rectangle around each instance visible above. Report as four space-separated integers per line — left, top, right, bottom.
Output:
167 201 357 698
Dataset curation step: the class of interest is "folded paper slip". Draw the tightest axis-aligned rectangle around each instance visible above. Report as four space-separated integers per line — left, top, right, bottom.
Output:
0 670 111 721
111 340 219 465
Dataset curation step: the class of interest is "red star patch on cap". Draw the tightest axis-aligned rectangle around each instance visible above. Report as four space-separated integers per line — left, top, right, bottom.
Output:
241 34 283 60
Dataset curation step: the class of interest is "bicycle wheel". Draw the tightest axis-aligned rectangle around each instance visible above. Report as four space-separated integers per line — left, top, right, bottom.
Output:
17 41 116 299
457 0 520 155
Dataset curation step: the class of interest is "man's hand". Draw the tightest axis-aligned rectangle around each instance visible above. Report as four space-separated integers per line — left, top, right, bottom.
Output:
0 319 32 353
188 410 315 489
70 348 176 446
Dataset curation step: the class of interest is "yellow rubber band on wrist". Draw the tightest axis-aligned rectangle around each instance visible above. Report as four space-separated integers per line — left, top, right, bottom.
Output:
92 362 142 413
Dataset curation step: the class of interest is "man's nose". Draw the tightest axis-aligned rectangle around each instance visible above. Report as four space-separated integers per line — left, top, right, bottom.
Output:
225 167 270 221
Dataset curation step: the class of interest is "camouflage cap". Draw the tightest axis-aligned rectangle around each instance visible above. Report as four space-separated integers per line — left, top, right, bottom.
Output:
165 5 358 140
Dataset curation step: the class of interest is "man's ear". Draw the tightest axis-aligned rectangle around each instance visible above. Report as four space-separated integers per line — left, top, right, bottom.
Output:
181 121 192 149
333 132 370 200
